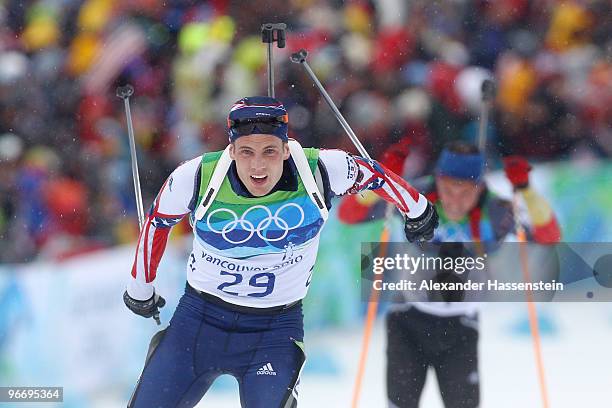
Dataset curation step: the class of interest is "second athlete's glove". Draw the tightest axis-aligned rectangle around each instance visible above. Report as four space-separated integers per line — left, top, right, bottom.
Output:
503 155 531 190
404 201 439 242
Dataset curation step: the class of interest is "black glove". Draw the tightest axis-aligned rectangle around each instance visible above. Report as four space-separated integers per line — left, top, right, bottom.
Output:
404 201 439 242
123 291 166 322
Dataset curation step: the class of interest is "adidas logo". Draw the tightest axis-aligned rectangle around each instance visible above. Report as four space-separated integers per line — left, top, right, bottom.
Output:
256 363 277 376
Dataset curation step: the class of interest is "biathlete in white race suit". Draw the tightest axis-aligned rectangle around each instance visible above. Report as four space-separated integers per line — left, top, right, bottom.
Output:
123 96 439 408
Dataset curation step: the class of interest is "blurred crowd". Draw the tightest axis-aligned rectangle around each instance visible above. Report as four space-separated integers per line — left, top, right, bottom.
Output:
0 0 610 262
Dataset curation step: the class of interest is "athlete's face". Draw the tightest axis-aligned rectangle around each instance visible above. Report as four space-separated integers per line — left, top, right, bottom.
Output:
436 175 483 221
229 134 290 197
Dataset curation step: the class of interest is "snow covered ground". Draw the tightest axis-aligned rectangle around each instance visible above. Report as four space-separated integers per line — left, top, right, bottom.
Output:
3 231 611 407
197 303 612 407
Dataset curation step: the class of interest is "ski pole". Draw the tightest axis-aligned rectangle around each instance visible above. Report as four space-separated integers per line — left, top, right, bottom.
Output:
116 84 161 326
478 79 495 152
261 23 286 98
290 49 372 160
474 79 495 256
116 85 145 230
290 48 389 408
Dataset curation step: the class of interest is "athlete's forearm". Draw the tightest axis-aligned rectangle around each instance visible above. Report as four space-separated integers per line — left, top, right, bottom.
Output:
319 149 428 218
128 157 201 298
129 187 186 298
349 155 428 218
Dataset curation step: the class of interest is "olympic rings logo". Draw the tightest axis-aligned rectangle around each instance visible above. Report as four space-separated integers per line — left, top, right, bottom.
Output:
206 203 305 244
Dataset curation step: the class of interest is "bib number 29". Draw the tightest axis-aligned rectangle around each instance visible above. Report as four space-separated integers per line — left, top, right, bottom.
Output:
218 271 276 298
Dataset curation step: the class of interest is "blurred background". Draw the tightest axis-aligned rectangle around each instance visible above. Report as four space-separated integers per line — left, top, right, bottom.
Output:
0 0 610 407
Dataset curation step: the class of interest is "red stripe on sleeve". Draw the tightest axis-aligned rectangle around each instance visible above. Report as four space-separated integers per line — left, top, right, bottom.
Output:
130 175 175 282
142 216 153 282
148 227 172 282
355 158 410 213
384 165 421 203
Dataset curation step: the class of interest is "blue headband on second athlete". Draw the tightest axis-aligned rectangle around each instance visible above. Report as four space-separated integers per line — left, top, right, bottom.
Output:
436 149 485 182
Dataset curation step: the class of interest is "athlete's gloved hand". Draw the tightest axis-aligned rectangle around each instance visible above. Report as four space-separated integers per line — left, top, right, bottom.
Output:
503 156 531 190
123 290 166 324
404 201 439 242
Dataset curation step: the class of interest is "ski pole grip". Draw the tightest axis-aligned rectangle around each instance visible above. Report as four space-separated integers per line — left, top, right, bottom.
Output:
290 49 308 64
116 84 134 99
262 23 274 43
261 23 287 47
277 28 286 48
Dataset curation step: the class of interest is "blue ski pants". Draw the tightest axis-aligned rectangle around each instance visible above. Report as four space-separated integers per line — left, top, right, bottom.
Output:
128 284 306 408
